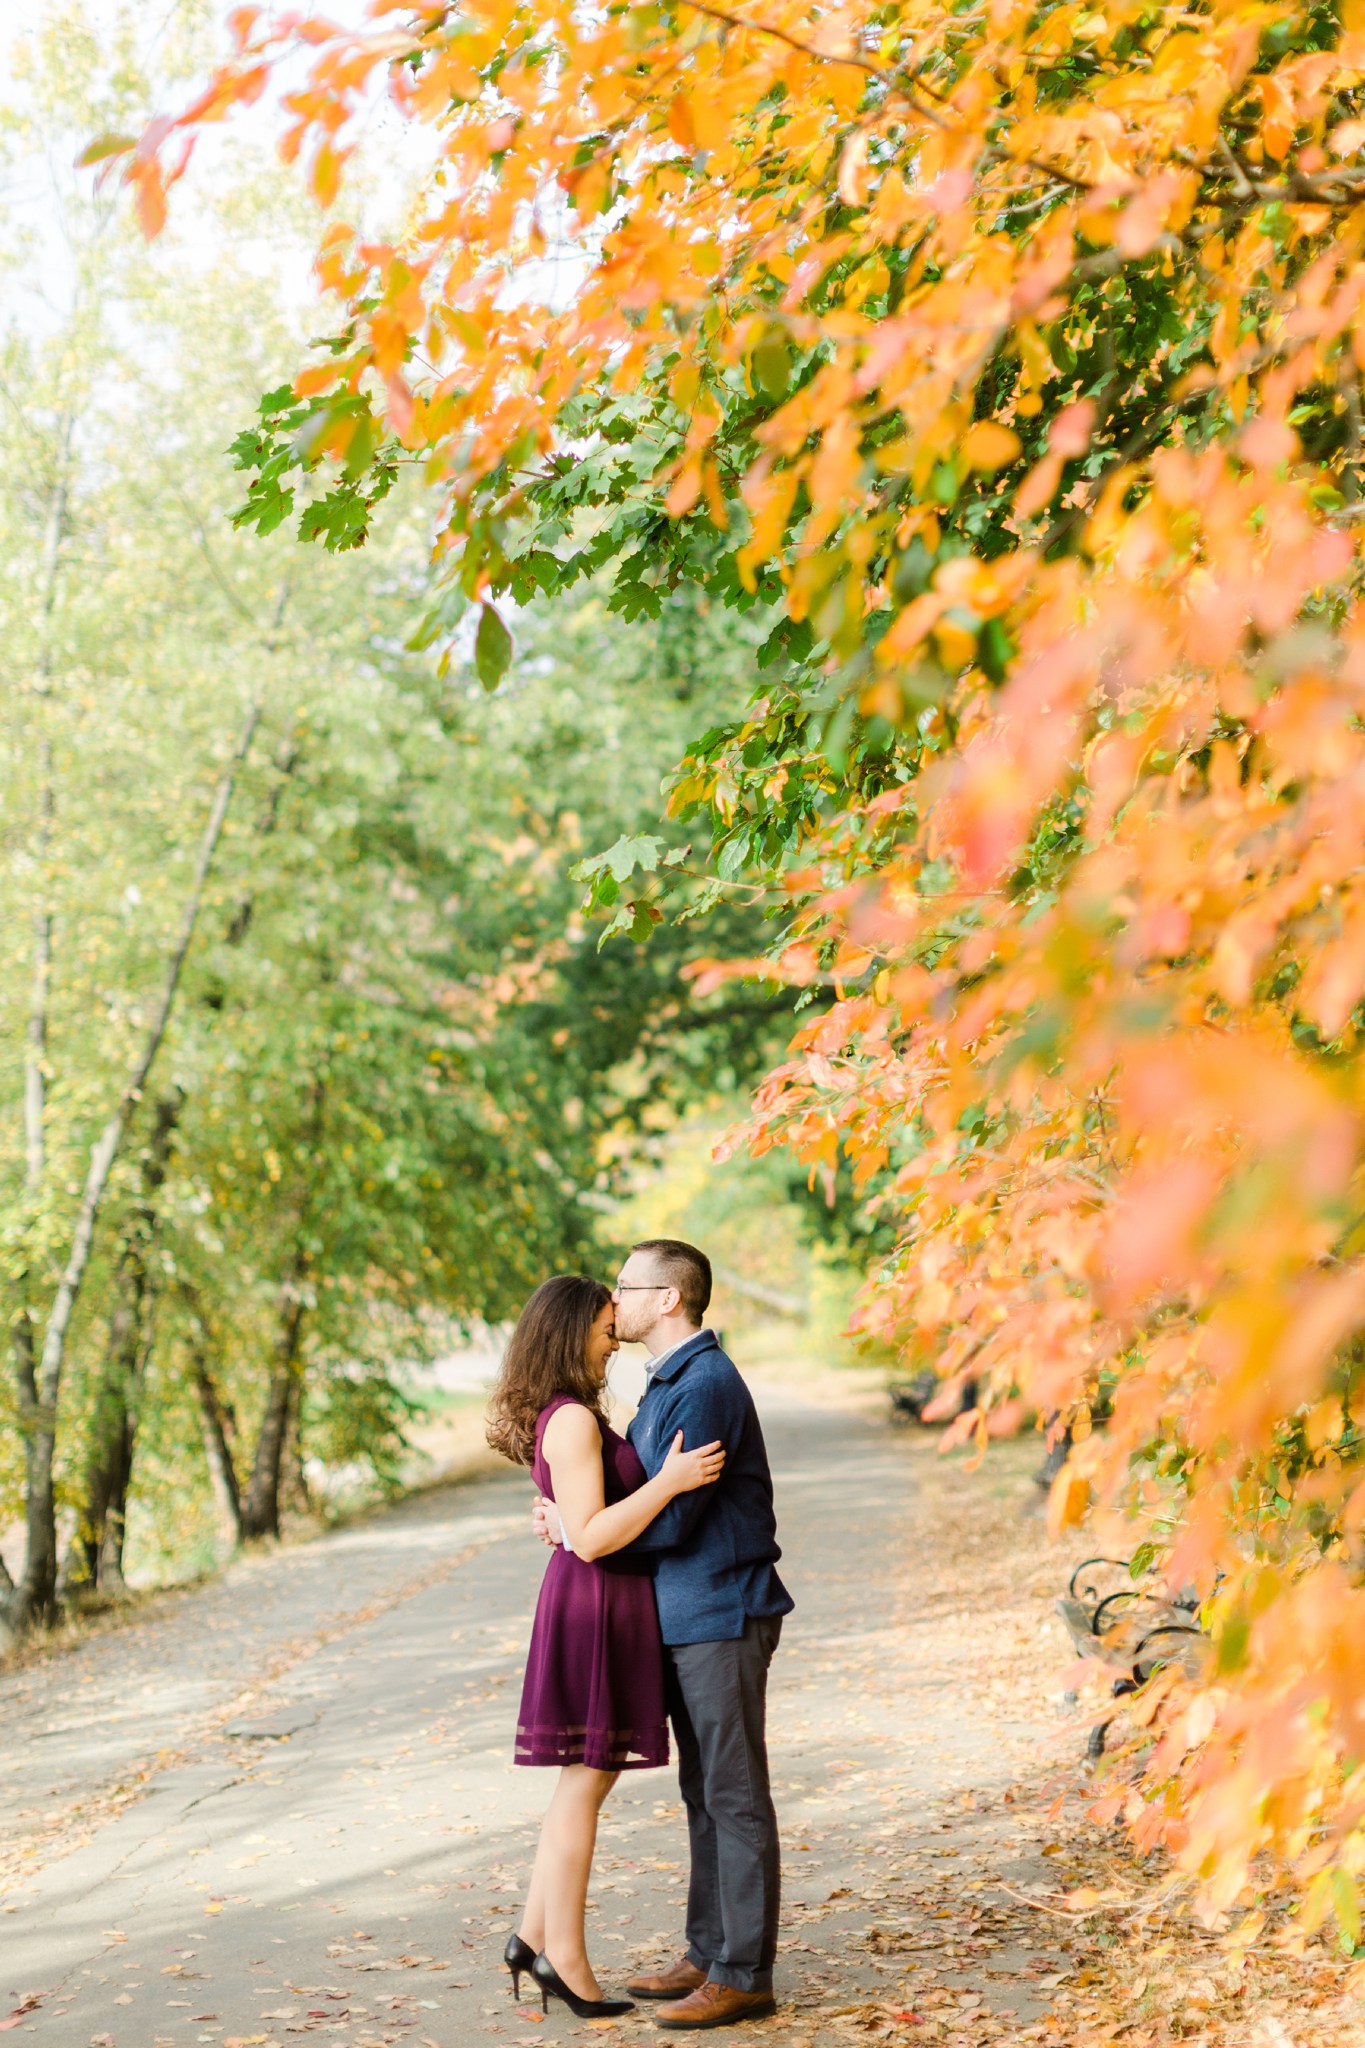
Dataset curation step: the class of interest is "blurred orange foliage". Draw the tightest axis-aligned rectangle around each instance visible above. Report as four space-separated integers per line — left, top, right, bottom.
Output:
126 0 1365 1937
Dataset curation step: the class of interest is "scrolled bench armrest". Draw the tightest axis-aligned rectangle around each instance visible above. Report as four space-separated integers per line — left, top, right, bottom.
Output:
1068 1555 1133 1601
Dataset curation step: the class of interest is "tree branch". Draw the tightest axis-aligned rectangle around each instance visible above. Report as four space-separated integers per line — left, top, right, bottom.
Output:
680 0 1093 193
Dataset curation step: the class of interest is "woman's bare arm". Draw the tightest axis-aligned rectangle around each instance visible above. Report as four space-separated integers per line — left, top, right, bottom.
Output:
542 1404 723 1562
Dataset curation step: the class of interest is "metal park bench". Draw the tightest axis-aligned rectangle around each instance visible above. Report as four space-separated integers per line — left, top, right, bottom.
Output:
1057 1556 1209 1758
888 1370 978 1423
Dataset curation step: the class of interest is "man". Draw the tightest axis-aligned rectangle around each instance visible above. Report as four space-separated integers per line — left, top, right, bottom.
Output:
535 1237 792 2029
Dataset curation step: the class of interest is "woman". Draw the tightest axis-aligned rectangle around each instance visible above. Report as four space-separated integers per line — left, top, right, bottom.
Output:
487 1274 725 2020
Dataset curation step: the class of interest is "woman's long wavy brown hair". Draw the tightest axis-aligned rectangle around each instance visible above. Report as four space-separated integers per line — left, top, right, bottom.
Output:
486 1274 612 1467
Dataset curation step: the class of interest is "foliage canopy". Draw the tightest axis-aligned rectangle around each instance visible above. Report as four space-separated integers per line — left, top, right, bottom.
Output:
1 4 789 1642
119 0 1365 1939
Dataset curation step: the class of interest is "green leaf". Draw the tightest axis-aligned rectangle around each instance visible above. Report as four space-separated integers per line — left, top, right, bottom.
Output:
299 485 372 552
405 611 443 653
596 899 664 948
716 831 752 880
474 602 513 691
1215 1607 1249 1675
231 481 294 538
1331 1868 1361 1948
406 583 469 652
977 616 1012 685
522 550 563 593
675 877 726 924
76 132 134 167
1304 1869 1335 1936
891 537 935 604
753 332 791 399
605 833 665 882
342 411 378 480
576 835 667 885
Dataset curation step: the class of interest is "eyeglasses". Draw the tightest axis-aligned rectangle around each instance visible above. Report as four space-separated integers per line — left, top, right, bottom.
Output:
613 1282 668 1293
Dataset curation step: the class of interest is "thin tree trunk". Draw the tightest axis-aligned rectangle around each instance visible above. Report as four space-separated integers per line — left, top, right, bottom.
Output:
67 727 302 1590
239 1260 311 1543
280 1386 312 1517
63 1088 183 1596
191 1339 243 1544
10 773 56 1625
98 1282 160 1591
222 737 299 950
26 753 52 1192
239 1067 323 1545
6 424 70 1636
8 1313 57 1631
5 696 262 1635
25 418 66 1183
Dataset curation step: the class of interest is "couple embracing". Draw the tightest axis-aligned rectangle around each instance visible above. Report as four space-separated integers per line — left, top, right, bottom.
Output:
486 1237 793 2030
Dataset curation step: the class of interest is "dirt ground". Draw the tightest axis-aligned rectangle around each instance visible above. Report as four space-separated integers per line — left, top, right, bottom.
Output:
1 1362 1360 2048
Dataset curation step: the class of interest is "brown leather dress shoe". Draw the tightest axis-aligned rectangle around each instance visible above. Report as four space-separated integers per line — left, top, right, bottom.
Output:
626 1955 707 2000
655 1982 777 2029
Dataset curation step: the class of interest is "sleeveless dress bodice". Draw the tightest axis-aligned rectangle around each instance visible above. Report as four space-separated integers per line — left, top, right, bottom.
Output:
515 1394 668 1771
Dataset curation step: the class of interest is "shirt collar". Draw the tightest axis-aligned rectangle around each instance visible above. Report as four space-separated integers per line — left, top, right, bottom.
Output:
645 1327 715 1383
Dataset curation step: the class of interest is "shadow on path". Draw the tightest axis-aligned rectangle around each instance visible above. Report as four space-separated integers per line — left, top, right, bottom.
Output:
2 1378 1069 2047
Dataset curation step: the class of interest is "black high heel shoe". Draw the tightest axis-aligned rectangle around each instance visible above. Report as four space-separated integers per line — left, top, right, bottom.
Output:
531 1949 635 2019
504 1932 537 2001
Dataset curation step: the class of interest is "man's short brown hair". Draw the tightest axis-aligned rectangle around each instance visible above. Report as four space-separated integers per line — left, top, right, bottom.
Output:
631 1238 712 1323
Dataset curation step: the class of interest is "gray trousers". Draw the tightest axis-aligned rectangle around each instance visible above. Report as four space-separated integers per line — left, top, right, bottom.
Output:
665 1614 782 1994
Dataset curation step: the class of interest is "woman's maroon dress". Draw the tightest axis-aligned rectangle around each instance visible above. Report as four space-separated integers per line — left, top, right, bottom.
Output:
515 1394 669 1771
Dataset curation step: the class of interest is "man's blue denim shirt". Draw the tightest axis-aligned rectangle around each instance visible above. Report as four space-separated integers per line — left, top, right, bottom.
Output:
624 1328 794 1647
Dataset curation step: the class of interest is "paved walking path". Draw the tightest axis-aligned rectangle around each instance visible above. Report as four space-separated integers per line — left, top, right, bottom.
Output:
1 1377 1068 2047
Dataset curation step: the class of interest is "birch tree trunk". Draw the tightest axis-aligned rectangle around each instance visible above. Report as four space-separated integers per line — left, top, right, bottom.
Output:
3 695 263 1636
7 423 70 1634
